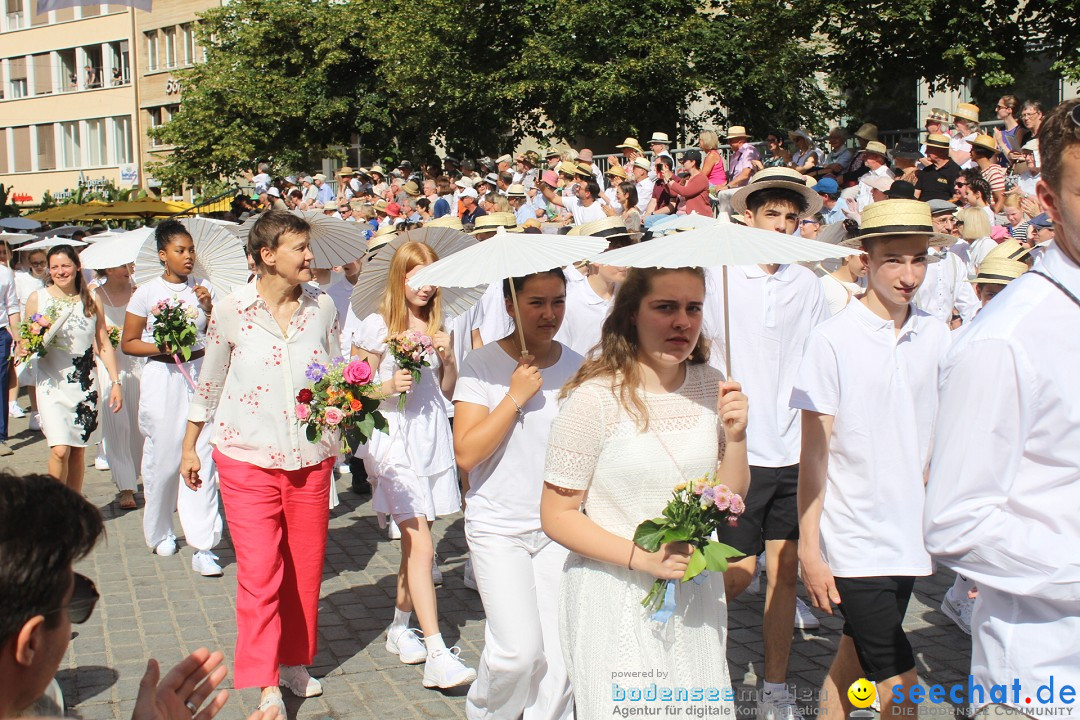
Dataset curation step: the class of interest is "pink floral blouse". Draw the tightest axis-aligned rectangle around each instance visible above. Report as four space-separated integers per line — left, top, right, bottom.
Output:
188 281 341 470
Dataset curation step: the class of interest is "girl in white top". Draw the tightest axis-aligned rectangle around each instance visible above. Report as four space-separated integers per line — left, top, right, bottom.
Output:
347 240 476 690
541 267 749 720
454 270 583 720
819 252 867 316
11 248 47 425
554 240 631 358
93 264 143 509
122 220 223 573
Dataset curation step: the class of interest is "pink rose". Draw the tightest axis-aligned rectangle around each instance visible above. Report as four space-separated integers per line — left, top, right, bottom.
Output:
151 307 162 316
324 407 344 425
343 359 373 385
295 403 311 421
37 316 51 328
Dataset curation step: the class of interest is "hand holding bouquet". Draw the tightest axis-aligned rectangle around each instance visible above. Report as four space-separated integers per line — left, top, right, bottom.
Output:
386 329 434 411
633 474 745 618
14 309 58 365
297 356 388 453
150 298 199 361
108 326 121 349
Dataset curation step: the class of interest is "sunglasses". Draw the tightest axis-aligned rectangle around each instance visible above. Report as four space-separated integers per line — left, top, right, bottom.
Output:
800 219 820 226
47 573 99 624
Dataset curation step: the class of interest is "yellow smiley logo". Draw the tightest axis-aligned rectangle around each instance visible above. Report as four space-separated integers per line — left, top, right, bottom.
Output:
848 678 877 709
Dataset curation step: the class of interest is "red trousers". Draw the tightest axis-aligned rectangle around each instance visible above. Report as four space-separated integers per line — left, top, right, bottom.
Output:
215 450 334 688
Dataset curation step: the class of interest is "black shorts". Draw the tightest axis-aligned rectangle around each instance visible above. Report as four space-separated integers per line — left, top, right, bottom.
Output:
834 576 917 682
714 464 799 558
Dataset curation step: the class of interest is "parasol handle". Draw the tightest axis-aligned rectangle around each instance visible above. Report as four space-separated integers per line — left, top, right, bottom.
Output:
507 278 529 357
722 265 732 380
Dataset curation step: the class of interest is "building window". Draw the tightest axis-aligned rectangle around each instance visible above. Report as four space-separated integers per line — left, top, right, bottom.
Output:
148 107 163 147
0 128 7 174
10 78 27 98
85 118 106 166
163 26 176 68
112 115 131 164
61 121 81 169
5 0 24 31
145 30 158 71
181 24 195 65
36 125 56 171
32 53 52 95
12 126 30 172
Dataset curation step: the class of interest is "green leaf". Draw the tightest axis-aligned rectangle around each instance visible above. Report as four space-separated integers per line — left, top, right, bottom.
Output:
633 519 669 552
682 547 706 582
702 540 741 573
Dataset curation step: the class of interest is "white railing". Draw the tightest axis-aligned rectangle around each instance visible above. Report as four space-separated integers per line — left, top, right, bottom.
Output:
6 11 23 30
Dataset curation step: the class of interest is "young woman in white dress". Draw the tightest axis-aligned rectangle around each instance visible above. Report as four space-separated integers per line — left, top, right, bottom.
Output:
346 240 476 690
453 270 583 720
23 245 123 493
93 264 143 509
541 267 750 720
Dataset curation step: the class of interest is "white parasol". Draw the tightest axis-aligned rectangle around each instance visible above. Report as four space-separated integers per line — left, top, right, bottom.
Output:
132 217 249 296
594 222 862 375
648 212 719 235
291 210 367 268
38 224 89 238
0 232 39 246
351 226 481 322
18 237 87 251
406 226 610 353
0 217 41 231
79 227 155 270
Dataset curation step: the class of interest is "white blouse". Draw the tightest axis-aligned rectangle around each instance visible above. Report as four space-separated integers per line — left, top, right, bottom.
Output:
188 281 341 471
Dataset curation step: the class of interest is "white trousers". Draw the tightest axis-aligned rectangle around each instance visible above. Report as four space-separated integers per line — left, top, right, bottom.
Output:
139 359 221 551
96 358 143 492
465 525 574 720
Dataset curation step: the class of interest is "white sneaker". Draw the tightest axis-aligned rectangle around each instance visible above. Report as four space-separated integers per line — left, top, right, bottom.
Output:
386 626 427 664
794 596 820 630
154 537 177 556
388 517 401 540
422 646 477 689
192 550 223 577
94 456 110 471
431 555 443 586
463 557 478 591
28 413 40 431
941 586 973 635
258 690 286 716
758 688 804 720
748 553 765 594
278 664 322 697
8 401 26 418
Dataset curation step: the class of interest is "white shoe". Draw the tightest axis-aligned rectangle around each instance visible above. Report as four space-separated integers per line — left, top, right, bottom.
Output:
386 626 427 664
8 401 26 418
431 555 443 586
388 517 401 540
941 586 973 635
758 687 804 720
258 690 286 716
422 646 477 689
278 664 322 697
154 537 177 556
94 456 110 471
28 413 40 431
463 557 478 591
747 553 764 594
192 550 223 577
793 596 820 630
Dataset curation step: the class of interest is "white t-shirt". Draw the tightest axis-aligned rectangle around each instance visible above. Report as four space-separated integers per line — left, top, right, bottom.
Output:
789 300 951 577
14 270 44 313
453 342 584 534
553 277 613 358
562 196 607 226
819 273 861 316
475 282 513 345
128 276 212 349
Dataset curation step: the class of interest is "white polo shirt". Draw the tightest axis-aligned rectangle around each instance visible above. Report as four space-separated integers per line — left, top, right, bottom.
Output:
924 243 1080 715
790 300 951 577
703 263 829 467
0 266 19 330
561 196 607 226
553 277 613 358
914 249 980 322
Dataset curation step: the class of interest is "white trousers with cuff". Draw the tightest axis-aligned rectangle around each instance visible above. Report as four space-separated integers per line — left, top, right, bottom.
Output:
139 358 221 551
465 524 574 720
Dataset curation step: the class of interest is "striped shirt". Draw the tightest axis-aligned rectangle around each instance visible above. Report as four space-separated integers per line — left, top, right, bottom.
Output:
982 163 1007 197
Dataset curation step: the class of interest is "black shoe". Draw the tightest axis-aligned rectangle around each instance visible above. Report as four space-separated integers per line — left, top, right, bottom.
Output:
350 459 371 495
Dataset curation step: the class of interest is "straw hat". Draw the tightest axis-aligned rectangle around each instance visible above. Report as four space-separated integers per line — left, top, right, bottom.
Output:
840 199 953 248
631 157 652 172
454 177 475 189
544 148 562 159
970 134 998 154
506 184 527 198
370 165 386 176
953 103 980 124
373 199 389 212
574 162 594 179
731 167 823 218
725 126 749 140
864 141 888 157
974 257 1028 285
983 238 1031 263
471 212 522 235
313 173 328 182
367 224 398 254
925 108 951 125
648 132 672 145
337 166 355 176
402 180 420 197
557 160 578 177
568 215 632 241
495 154 513 165
924 133 952 150
424 215 463 230
615 137 644 152
606 165 628 180
854 123 878 142
788 128 814 145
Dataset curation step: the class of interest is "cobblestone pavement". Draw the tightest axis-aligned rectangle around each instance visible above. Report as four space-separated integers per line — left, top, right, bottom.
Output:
7 412 974 719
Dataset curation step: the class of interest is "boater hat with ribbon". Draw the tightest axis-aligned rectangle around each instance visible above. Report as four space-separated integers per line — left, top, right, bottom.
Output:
974 257 1029 286
568 215 634 242
731 166 823 218
840 199 954 248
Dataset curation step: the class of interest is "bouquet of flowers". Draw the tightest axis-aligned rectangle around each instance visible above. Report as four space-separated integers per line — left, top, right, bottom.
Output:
386 329 435 411
634 474 746 618
107 326 121 349
150 298 199 361
13 308 59 365
296 356 388 453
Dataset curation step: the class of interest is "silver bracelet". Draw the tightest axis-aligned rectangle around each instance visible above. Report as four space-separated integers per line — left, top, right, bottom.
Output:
504 392 524 417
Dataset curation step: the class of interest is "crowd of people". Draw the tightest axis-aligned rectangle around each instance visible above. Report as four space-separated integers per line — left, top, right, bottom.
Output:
0 95 1077 720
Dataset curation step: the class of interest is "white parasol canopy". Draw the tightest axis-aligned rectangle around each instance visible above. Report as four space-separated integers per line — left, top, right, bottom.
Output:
18 237 87 251
132 217 249 296
291 210 367 268
79 227 155 270
0 217 41 231
648 212 719 235
0 232 39 246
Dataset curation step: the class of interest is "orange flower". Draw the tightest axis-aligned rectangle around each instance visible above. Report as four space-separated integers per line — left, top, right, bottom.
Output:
350 398 362 411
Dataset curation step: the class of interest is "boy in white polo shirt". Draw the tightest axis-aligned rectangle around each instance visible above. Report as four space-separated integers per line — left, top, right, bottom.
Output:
791 199 952 719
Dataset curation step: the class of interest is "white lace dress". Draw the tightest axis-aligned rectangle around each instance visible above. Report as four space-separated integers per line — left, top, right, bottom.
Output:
544 363 734 720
